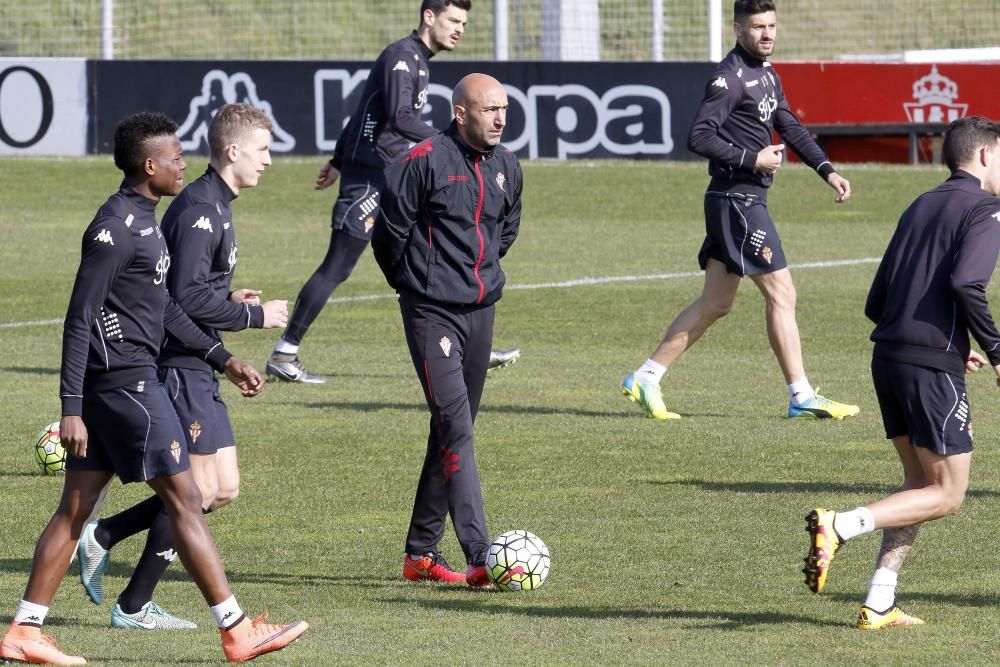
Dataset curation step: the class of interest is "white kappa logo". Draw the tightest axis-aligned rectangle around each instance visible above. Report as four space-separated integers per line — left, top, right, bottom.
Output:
192 216 214 232
439 336 452 357
392 60 410 73
176 70 296 152
712 76 728 90
992 210 1000 223
156 548 178 562
496 172 506 192
94 229 114 245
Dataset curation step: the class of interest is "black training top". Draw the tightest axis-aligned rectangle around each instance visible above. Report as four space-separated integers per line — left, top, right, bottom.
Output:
866 170 1000 376
158 166 264 371
60 184 232 415
331 31 437 173
687 43 835 197
373 123 523 307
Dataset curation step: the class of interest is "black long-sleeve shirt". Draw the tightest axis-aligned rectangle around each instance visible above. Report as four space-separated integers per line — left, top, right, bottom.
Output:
331 31 437 172
60 184 232 415
373 123 522 307
158 167 264 371
866 170 1000 376
687 43 835 196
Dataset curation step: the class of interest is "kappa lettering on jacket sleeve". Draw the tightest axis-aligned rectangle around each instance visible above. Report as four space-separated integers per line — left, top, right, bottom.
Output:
166 203 261 331
372 146 431 287
59 217 135 415
499 156 522 258
772 73 835 180
952 202 1000 365
163 297 233 371
687 71 751 169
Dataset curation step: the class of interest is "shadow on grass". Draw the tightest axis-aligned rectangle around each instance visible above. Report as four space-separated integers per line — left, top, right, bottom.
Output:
1 366 60 376
829 590 1000 608
652 479 1000 499
0 559 393 588
381 595 840 628
299 400 638 419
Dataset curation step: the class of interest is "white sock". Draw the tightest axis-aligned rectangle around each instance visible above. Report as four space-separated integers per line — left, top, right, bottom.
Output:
274 339 299 355
13 600 48 626
635 359 667 385
788 378 815 406
210 595 244 630
864 567 898 612
832 507 875 541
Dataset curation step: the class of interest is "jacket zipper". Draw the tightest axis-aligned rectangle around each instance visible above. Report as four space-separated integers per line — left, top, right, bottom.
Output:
472 155 486 304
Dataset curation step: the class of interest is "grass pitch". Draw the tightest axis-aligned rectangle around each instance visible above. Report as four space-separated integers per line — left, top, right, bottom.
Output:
1 157 999 665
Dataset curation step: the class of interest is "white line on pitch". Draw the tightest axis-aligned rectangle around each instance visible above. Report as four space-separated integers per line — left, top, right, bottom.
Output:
0 257 882 329
327 256 882 303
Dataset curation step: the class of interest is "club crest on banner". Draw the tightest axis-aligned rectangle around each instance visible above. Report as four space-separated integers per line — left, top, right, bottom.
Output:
903 65 967 124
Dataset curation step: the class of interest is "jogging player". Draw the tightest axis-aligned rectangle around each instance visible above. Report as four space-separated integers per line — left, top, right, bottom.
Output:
621 0 858 420
372 73 522 586
75 104 288 631
803 115 1000 629
0 112 306 665
265 0 520 383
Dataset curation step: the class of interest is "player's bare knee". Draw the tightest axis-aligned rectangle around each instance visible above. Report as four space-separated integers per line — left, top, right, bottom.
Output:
701 297 733 322
213 485 239 509
941 488 967 516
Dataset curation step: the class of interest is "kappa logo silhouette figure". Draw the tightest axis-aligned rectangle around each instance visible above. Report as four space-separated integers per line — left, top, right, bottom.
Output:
177 70 296 153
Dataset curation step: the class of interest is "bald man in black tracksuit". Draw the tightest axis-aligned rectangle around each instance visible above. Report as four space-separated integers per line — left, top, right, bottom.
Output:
373 73 521 587
804 116 1000 630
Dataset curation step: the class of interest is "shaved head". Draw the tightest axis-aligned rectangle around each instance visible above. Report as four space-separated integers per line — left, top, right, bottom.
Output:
452 73 509 152
452 73 504 107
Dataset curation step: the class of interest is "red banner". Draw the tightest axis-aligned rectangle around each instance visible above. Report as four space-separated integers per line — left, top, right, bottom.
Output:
774 62 1000 163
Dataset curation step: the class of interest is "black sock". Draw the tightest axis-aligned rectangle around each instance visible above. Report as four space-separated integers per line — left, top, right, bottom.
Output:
96 495 164 550
116 509 176 615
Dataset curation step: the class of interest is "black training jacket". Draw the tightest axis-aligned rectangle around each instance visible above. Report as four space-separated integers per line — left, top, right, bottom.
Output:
158 167 264 372
60 184 232 415
331 31 437 172
866 170 1000 376
688 43 835 196
373 123 522 307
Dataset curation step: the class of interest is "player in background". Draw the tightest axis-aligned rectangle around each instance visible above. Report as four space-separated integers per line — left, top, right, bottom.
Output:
265 0 520 384
373 73 522 586
804 116 1000 629
621 0 858 421
0 112 306 665
74 104 288 631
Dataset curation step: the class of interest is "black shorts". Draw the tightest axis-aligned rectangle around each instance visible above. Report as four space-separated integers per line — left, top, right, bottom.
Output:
330 168 385 240
159 367 235 455
699 192 787 276
871 356 973 455
67 379 190 483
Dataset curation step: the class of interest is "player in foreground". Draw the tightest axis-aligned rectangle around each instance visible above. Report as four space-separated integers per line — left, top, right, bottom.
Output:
75 104 288 631
621 0 858 420
373 73 522 586
265 0 519 383
0 112 307 665
804 116 1000 629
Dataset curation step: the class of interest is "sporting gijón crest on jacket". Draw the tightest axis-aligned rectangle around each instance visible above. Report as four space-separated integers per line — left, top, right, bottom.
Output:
373 123 523 307
158 166 265 372
59 185 230 416
687 43 834 193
